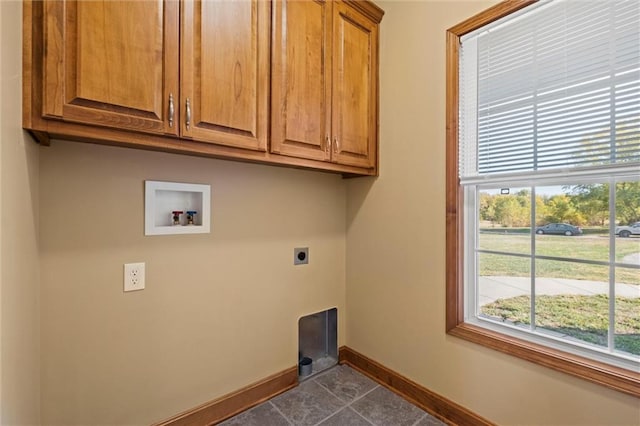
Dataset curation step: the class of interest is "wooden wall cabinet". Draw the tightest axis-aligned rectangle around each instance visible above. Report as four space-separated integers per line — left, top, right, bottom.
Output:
31 0 268 151
40 0 179 137
181 0 269 151
24 0 383 176
271 0 382 170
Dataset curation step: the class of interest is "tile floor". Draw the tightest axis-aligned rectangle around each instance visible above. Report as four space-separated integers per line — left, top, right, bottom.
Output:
219 365 446 426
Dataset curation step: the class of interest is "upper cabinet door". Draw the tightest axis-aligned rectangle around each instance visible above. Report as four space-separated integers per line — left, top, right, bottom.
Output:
331 2 378 169
271 0 332 161
181 0 269 152
43 1 179 136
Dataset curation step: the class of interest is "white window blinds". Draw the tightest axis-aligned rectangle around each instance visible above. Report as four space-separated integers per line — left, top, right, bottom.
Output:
459 0 640 182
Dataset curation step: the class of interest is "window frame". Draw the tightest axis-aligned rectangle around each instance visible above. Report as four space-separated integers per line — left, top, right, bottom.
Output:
445 0 640 397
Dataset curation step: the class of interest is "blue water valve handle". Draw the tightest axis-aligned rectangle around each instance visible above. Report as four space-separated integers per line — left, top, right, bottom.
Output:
186 210 197 225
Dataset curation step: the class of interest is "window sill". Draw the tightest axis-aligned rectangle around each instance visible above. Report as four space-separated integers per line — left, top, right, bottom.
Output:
446 322 640 398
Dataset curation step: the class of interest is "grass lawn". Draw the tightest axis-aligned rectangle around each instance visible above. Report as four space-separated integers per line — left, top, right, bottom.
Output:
478 233 640 284
481 294 640 356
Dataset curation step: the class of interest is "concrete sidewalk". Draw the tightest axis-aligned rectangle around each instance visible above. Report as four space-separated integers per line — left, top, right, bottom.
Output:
479 276 640 306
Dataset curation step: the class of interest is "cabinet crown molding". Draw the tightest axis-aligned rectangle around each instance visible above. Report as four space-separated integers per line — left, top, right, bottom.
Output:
344 0 385 23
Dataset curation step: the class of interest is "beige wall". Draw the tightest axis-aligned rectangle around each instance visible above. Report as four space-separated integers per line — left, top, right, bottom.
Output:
0 0 41 424
39 141 346 424
346 1 640 425
7 0 640 425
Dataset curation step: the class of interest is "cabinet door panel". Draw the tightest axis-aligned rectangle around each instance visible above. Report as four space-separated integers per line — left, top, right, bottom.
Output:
43 0 179 136
182 0 269 151
271 0 331 161
332 2 377 169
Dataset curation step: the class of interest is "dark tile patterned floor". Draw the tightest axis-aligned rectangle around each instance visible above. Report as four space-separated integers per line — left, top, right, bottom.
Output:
219 365 446 426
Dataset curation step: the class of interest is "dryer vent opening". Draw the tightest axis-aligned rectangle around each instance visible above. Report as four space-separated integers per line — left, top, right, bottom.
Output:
298 308 337 380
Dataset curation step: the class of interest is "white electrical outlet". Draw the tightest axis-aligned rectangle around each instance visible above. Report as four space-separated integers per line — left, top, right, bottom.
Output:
124 262 145 292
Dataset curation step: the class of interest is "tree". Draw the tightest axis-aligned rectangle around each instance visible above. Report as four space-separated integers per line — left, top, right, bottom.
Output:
479 192 496 225
569 184 609 226
572 123 639 225
616 181 640 225
544 194 585 225
494 194 529 227
578 121 639 167
568 182 640 225
535 194 549 226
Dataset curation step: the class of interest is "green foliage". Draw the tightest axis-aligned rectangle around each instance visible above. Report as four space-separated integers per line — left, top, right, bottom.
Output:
479 192 496 224
480 181 640 227
568 184 608 226
544 194 585 225
494 195 528 227
480 190 531 227
616 181 640 225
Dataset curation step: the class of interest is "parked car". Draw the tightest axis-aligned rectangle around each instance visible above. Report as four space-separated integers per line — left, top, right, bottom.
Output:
535 223 583 236
615 222 640 238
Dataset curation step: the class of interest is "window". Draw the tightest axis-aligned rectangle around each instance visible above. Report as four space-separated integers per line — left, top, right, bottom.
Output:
446 0 639 396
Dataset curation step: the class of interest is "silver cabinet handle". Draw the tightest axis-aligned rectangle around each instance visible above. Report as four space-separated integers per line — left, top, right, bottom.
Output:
168 93 175 128
185 98 191 131
325 135 331 153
